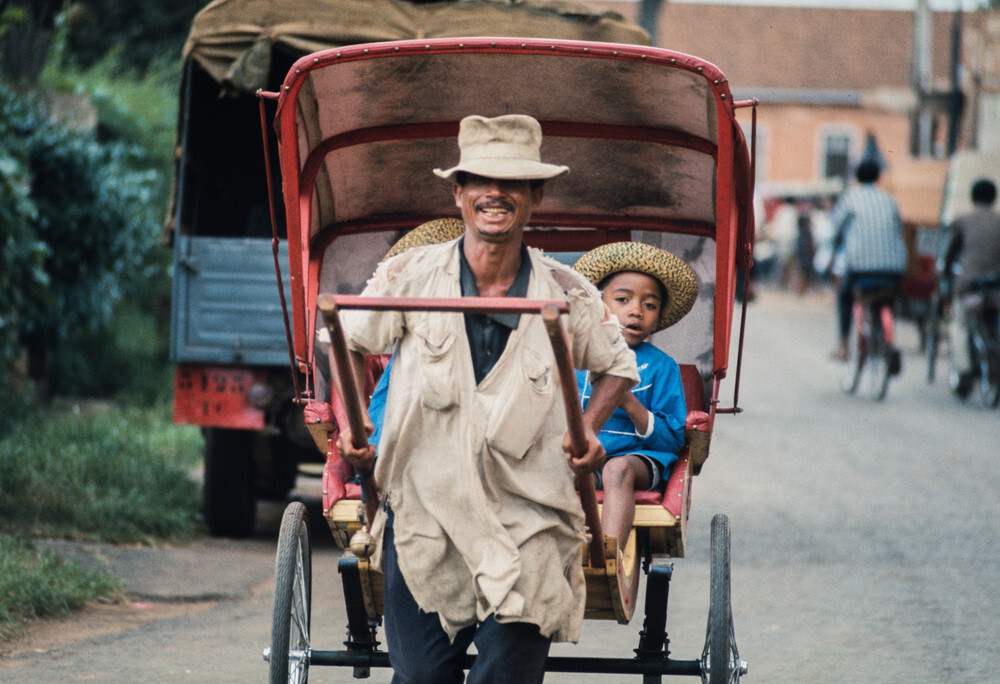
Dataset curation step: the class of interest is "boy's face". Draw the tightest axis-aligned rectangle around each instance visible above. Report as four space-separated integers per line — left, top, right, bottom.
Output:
601 271 664 347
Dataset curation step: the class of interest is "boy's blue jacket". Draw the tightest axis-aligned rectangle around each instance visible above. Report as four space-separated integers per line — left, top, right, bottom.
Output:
577 341 686 471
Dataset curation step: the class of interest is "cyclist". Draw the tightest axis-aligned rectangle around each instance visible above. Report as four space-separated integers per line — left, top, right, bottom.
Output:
942 178 1000 397
826 159 907 370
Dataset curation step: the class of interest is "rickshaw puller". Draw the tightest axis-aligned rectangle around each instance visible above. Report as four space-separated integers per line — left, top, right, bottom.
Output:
336 114 638 683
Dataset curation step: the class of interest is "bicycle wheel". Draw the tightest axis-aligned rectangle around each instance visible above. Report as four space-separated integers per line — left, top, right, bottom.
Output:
702 514 743 684
269 502 312 684
925 291 941 383
973 324 1000 408
867 323 891 401
838 326 865 395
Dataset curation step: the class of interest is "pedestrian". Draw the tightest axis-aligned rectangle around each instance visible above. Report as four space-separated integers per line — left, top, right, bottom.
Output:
572 242 696 579
793 200 816 293
336 114 639 683
826 159 907 362
942 178 1000 397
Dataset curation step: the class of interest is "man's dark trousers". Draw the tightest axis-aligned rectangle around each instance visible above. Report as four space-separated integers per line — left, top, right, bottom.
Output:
382 510 551 683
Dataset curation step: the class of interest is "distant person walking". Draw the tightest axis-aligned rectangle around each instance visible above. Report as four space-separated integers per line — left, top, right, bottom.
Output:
942 178 1000 396
827 160 907 361
793 200 817 293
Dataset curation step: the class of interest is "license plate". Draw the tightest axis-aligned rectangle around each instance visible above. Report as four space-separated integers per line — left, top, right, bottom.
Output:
173 365 266 430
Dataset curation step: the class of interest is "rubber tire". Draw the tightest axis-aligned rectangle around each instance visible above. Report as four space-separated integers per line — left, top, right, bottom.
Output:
270 502 312 684
975 333 1000 408
925 291 941 383
867 341 891 402
862 309 891 401
705 514 738 684
838 332 865 395
257 432 305 502
203 428 256 538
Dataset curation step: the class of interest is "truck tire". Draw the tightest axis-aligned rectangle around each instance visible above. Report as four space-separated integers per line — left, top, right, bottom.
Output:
255 433 306 502
203 427 257 538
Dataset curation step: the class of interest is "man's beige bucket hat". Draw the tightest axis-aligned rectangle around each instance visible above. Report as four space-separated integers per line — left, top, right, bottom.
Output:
434 114 569 181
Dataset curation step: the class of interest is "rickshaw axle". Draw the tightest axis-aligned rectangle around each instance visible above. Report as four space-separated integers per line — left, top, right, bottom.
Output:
305 648 702 676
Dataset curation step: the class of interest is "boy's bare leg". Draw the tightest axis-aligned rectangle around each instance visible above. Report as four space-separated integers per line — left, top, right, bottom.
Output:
600 455 652 549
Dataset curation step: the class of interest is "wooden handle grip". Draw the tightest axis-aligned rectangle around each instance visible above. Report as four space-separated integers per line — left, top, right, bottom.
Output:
541 303 605 568
318 295 378 530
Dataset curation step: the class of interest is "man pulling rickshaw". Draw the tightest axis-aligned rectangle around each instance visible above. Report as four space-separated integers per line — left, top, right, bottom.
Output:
336 114 638 682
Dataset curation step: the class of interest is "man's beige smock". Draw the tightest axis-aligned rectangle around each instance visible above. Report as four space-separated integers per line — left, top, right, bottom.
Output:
342 237 638 643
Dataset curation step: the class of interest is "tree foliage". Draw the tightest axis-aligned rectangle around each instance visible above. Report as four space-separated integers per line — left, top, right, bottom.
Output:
0 92 45 387
63 0 206 74
0 83 164 399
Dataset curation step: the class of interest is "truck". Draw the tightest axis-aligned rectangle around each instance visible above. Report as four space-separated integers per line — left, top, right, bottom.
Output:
167 0 648 537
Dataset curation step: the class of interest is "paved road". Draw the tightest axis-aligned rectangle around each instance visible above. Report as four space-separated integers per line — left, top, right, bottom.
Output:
2 288 999 683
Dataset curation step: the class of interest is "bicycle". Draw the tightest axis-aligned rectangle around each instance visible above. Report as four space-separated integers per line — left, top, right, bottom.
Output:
838 278 902 401
950 279 1000 408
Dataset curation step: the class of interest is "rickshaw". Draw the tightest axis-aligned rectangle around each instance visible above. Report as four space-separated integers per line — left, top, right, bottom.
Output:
255 36 756 683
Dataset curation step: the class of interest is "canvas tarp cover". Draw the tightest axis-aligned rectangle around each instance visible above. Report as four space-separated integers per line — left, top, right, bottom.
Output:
276 42 746 379
183 0 649 92
290 51 720 242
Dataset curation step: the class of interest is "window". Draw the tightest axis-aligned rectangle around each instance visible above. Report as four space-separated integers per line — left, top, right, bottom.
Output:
822 132 851 184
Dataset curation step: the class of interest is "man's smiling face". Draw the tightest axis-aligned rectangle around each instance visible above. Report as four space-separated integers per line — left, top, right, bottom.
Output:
453 174 543 245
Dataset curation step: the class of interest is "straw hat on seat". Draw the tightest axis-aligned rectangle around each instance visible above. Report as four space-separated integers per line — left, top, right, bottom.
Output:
382 218 466 261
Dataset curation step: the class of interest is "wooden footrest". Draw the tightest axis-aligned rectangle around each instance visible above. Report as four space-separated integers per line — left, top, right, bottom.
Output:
326 500 681 554
341 529 645 624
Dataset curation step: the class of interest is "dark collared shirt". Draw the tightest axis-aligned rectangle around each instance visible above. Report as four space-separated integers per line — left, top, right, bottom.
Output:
458 237 532 384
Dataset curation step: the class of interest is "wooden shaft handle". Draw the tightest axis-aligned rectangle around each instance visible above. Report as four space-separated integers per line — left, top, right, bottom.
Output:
318 295 379 529
541 304 587 455
541 304 605 568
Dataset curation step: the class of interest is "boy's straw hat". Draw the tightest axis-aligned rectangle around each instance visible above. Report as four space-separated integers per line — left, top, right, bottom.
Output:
434 114 569 181
382 218 465 260
573 242 698 331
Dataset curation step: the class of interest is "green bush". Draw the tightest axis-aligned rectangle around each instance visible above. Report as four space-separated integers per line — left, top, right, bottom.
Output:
63 0 203 76
42 46 180 179
0 404 204 544
0 71 174 403
0 534 122 640
0 90 45 393
49 301 174 404
36 49 180 401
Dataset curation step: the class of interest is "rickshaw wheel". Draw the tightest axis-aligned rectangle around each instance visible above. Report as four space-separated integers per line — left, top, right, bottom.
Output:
269 502 312 684
702 514 743 684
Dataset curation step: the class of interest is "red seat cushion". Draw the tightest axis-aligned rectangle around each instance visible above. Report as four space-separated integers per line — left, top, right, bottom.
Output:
595 489 663 505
